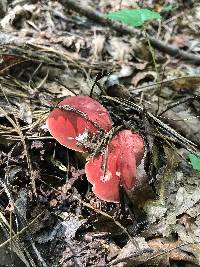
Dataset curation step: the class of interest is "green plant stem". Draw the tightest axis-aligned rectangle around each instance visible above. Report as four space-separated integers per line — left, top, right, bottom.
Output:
143 27 159 82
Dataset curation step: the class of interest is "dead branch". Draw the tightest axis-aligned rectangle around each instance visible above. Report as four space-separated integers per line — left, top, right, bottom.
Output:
60 0 200 64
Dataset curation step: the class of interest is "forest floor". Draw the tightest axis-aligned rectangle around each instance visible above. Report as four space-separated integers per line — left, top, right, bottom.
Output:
0 0 200 266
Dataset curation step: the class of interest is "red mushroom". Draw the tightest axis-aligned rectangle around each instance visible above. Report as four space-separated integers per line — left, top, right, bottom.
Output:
47 96 145 203
47 96 113 152
85 130 144 202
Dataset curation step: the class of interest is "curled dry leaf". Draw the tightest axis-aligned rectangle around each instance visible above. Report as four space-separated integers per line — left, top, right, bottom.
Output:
132 71 157 87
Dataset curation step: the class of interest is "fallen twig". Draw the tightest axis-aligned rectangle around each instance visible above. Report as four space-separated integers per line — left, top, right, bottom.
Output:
60 0 200 64
129 76 200 93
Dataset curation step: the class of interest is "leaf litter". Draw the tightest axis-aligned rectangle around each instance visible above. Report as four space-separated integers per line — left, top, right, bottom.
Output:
0 0 200 266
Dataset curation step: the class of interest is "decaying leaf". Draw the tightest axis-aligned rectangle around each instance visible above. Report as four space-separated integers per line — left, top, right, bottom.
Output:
106 37 133 62
172 76 200 90
36 213 86 244
91 34 106 61
132 71 157 86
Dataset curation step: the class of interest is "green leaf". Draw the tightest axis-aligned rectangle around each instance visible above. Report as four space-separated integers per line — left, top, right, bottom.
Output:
188 152 200 171
105 9 161 27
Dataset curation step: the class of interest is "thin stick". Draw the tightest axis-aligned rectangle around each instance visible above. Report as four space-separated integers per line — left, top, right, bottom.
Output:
101 96 197 151
0 106 36 195
0 211 45 249
130 76 200 93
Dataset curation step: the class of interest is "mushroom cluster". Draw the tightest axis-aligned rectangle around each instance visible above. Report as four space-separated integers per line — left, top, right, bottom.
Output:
47 96 144 202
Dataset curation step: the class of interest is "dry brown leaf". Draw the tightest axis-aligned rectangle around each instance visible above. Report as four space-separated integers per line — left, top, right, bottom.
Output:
172 34 190 48
106 37 133 62
134 62 148 71
1 4 35 29
147 238 198 265
132 71 157 87
91 34 106 61
172 76 200 90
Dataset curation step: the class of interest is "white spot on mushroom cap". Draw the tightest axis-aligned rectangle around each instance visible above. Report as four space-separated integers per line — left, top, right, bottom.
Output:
75 129 89 143
100 170 112 182
116 171 121 177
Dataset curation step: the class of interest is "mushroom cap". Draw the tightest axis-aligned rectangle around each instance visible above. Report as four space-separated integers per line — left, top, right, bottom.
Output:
129 132 144 165
85 130 144 202
47 96 113 152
